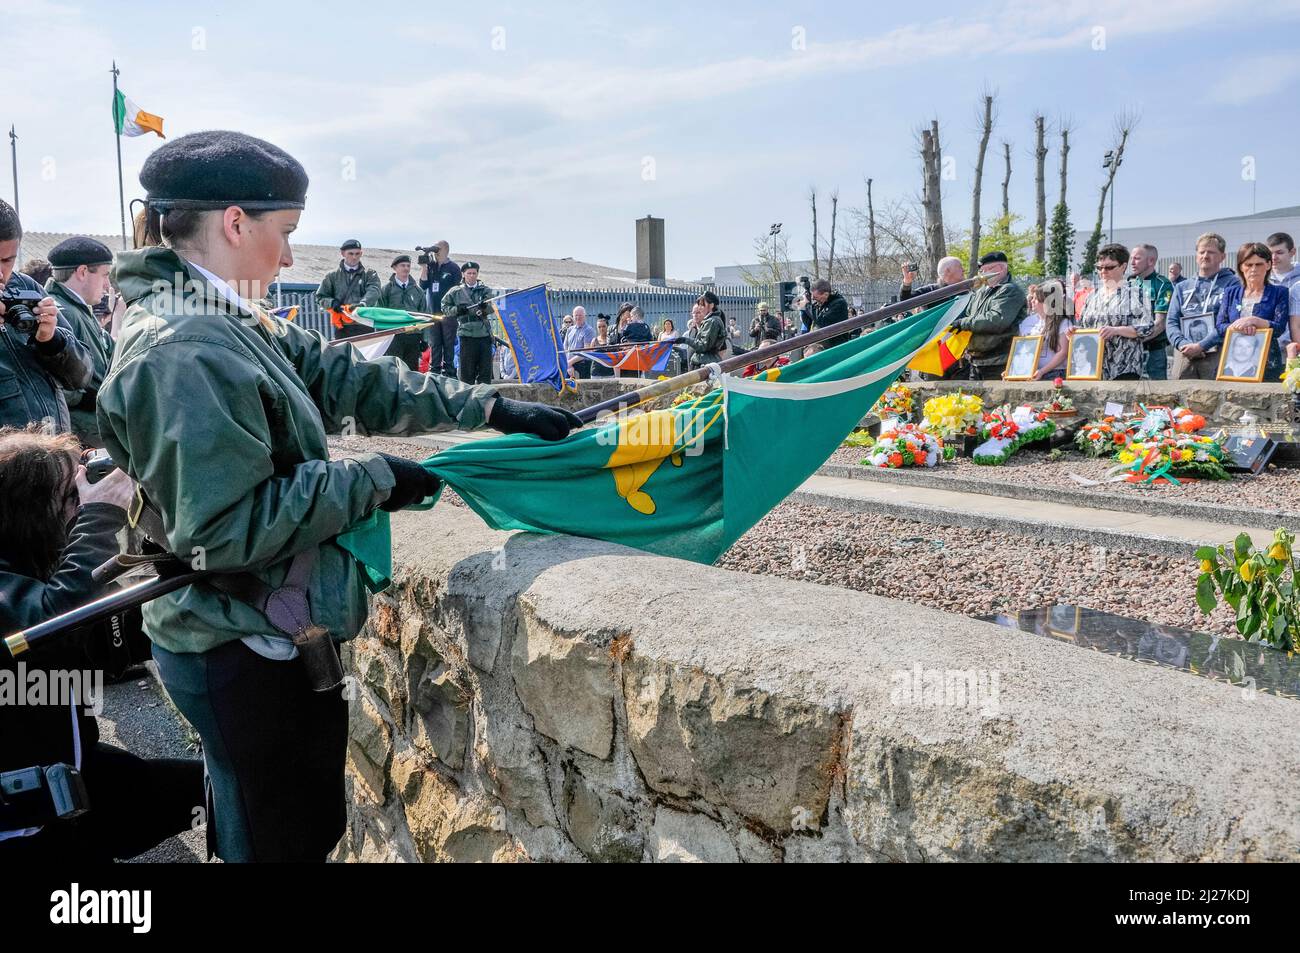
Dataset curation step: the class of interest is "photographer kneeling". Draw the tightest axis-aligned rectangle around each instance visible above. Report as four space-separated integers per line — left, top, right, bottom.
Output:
0 426 205 861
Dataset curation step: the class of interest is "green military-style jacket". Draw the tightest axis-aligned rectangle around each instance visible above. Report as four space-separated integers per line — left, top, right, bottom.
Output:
97 247 497 656
45 278 114 445
682 312 726 368
316 261 381 311
377 276 426 314
951 279 1027 365
440 281 496 338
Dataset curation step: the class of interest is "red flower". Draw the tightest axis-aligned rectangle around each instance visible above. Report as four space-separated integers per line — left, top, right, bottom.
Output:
888 452 904 467
1053 377 1064 388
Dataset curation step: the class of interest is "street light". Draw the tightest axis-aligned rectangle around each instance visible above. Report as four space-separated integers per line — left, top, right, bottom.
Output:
1102 150 1122 243
769 223 782 283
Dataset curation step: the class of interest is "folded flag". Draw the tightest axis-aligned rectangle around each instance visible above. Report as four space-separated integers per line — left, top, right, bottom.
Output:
906 326 970 377
344 307 432 361
112 90 164 138
270 305 299 323
585 340 675 375
491 285 574 393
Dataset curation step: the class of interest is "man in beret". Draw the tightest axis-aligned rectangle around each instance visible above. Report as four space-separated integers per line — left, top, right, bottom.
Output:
418 240 460 377
316 239 380 340
947 250 1027 379
45 236 116 445
375 254 427 369
440 262 496 385
0 201 93 433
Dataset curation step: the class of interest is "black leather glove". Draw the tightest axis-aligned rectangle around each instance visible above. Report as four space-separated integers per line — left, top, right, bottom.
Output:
488 397 583 441
377 453 441 511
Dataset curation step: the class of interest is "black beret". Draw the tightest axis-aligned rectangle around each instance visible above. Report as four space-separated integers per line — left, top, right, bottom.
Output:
461 261 480 271
140 130 308 211
391 254 411 267
48 236 114 268
978 251 1008 266
340 239 362 251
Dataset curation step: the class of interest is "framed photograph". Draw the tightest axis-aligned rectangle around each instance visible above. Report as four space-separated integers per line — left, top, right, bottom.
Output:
1182 315 1212 345
1066 329 1104 381
1003 336 1043 381
1217 328 1273 382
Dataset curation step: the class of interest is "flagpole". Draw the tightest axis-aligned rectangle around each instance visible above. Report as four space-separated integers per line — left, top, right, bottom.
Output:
7 125 17 217
111 61 127 249
572 274 988 424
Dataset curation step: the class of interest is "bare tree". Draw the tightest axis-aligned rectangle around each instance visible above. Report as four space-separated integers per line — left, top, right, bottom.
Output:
827 189 839 281
1081 110 1139 274
1001 141 1012 220
919 120 946 277
809 186 820 280
1033 114 1048 266
866 177 879 276
738 230 792 288
1057 118 1073 208
968 92 996 275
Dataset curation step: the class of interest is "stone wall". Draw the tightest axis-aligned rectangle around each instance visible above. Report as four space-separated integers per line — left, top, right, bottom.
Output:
332 506 1300 862
901 379 1296 430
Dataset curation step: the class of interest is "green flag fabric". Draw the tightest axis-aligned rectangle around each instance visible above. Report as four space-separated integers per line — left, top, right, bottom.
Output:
349 307 432 330
375 296 965 566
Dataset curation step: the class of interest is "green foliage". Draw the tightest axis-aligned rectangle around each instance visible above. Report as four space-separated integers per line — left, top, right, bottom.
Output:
1047 201 1074 278
950 213 1044 279
1194 530 1300 650
1080 223 1102 277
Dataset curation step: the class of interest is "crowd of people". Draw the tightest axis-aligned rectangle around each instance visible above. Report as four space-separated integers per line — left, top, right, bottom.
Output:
897 232 1300 383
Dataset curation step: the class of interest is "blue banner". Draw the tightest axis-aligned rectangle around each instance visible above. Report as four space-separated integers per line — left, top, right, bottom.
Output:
491 284 573 393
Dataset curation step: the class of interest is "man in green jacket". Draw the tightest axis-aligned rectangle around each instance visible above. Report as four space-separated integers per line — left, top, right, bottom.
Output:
376 254 427 369
97 130 581 862
948 251 1027 379
440 261 496 384
45 237 116 446
316 238 380 340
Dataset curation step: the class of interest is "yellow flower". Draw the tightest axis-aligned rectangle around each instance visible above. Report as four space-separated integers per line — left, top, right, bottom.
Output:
1268 542 1290 562
1180 449 1194 462
1240 561 1257 582
1199 559 1214 573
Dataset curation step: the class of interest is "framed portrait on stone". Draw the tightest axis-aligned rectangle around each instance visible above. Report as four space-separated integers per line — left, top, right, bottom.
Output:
1066 329 1103 381
1181 315 1213 345
1003 336 1042 381
1216 328 1272 383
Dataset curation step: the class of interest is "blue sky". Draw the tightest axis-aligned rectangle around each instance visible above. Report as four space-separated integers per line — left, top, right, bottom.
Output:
8 0 1300 279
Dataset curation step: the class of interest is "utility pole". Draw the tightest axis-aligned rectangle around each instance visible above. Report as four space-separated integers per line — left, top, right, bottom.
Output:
8 126 17 217
1102 149 1122 243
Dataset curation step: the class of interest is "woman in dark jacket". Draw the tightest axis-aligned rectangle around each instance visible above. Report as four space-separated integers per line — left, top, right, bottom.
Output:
1215 242 1290 381
0 426 204 861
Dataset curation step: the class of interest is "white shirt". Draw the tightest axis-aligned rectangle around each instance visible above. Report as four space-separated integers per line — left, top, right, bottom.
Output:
1018 313 1074 372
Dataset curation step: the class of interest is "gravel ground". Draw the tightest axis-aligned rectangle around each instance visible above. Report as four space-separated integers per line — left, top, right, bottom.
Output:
828 444 1300 511
97 669 208 863
717 498 1243 637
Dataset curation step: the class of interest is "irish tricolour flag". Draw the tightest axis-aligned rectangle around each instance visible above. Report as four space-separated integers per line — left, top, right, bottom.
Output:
112 90 164 138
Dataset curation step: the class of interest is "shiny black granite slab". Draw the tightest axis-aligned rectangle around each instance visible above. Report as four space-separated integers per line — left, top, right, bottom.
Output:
980 604 1299 701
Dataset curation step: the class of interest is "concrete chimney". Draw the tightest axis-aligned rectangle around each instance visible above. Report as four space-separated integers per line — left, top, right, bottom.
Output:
636 215 665 286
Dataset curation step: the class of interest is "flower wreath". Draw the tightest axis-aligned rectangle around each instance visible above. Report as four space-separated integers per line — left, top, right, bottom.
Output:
864 423 944 469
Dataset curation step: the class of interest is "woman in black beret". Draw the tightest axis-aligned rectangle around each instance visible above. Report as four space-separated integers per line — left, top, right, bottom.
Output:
96 130 581 862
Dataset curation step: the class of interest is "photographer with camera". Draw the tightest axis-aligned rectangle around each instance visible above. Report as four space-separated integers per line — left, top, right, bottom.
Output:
418 241 461 377
45 238 117 448
900 256 964 302
0 426 205 861
440 261 496 385
799 277 851 353
0 201 94 433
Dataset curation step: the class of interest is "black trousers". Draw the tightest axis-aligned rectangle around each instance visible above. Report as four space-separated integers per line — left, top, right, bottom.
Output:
571 359 592 379
153 640 347 863
0 742 204 863
388 332 425 370
458 336 494 385
426 314 458 376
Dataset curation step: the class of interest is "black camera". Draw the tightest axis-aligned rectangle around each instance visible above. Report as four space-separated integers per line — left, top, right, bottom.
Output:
415 244 438 266
83 448 116 484
0 288 44 334
1 762 90 828
904 261 919 273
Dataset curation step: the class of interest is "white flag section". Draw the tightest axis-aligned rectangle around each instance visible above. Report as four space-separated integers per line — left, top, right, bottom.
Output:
354 336 394 361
